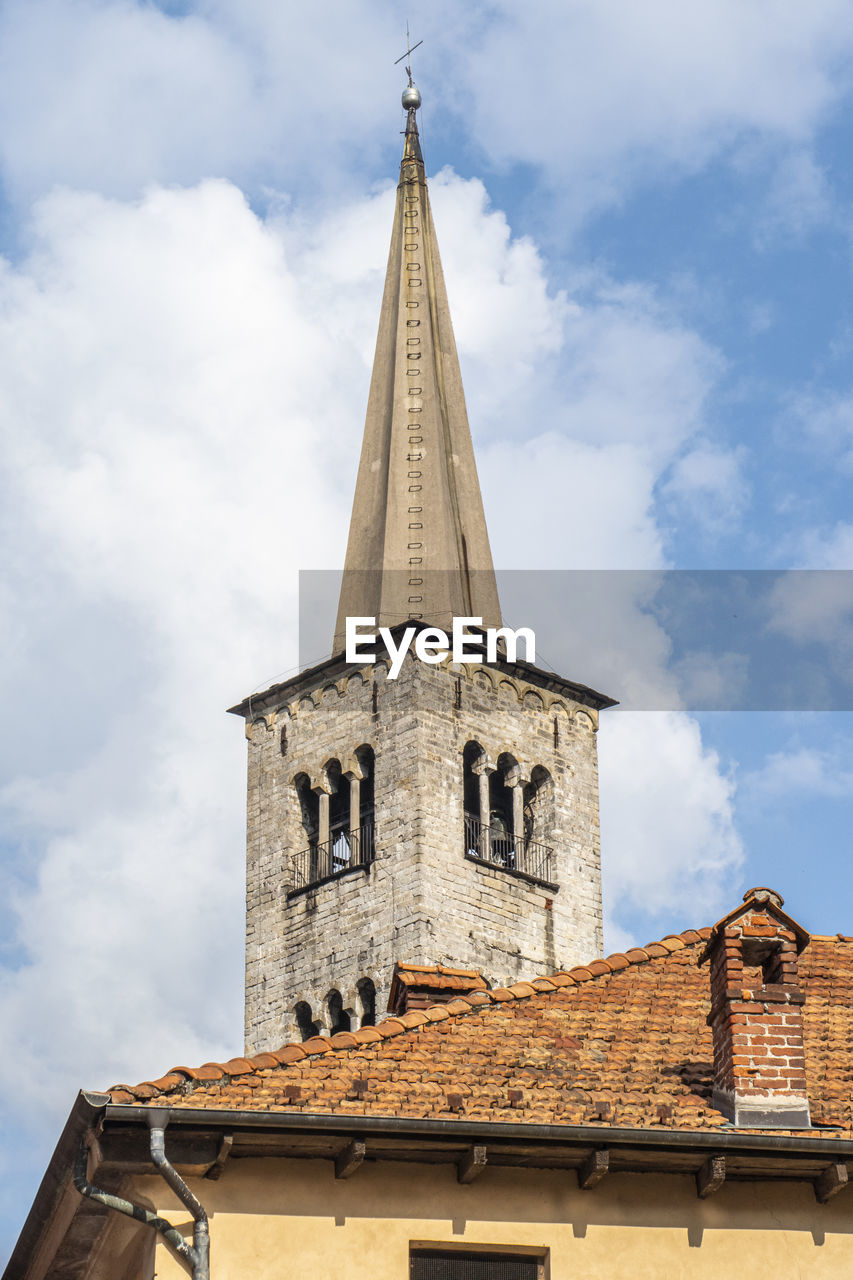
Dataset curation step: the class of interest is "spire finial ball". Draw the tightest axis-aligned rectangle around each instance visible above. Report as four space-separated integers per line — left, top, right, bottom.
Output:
402 84 421 111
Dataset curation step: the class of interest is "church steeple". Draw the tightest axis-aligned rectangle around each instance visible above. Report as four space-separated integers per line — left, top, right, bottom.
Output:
333 84 501 652
233 82 613 1056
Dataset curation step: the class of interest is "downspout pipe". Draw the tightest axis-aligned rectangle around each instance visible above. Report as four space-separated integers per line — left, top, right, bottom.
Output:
148 1111 210 1280
72 1109 209 1280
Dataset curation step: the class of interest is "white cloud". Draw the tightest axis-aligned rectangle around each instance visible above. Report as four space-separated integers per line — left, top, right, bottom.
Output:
462 0 853 223
754 565 853 712
765 569 853 644
432 175 722 479
431 171 567 373
746 301 776 336
669 650 751 710
800 522 853 569
554 280 722 462
742 746 853 802
482 437 664 572
783 390 853 472
0 0 259 201
663 440 748 533
0 178 361 1119
0 0 850 231
0 0 402 205
757 148 834 242
599 711 744 942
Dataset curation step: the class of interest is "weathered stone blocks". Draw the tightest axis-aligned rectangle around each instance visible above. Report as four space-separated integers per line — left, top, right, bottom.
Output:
238 650 609 1054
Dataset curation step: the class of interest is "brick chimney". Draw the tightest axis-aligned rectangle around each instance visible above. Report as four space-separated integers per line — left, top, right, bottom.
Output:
699 887 811 1128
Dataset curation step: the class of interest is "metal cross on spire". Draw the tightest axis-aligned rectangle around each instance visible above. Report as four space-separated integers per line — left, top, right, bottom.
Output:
394 24 423 87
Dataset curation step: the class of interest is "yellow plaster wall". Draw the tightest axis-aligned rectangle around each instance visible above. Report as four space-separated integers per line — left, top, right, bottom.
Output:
134 1158 852 1280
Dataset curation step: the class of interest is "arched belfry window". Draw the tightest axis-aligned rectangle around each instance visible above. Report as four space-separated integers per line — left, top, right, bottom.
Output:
289 751 377 894
462 749 555 887
523 765 554 845
490 753 519 866
463 741 487 857
295 773 318 846
326 759 352 874
327 760 349 838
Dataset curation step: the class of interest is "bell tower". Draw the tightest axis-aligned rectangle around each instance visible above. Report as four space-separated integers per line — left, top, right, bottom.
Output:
230 84 615 1054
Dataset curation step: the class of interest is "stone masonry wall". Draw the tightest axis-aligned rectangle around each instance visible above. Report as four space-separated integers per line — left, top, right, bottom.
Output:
243 652 605 1054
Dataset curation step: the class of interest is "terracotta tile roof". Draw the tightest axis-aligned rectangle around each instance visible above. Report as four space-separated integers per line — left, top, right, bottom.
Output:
387 962 489 1015
107 928 853 1135
392 963 487 990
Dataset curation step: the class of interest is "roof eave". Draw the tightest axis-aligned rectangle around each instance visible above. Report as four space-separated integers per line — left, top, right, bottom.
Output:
11 1098 850 1277
2 1090 110 1280
104 1102 853 1161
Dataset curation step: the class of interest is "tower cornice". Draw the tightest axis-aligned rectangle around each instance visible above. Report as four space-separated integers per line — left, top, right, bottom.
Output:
228 620 617 720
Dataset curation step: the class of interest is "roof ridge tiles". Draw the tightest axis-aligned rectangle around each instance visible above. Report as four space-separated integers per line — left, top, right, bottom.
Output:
464 990 493 1006
352 1025 384 1041
396 962 484 977
105 925 711 1103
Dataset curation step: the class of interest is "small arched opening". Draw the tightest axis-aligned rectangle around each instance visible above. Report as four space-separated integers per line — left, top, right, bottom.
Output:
463 741 483 818
294 1001 319 1042
326 759 352 873
523 765 554 846
462 741 486 856
327 989 352 1034
294 772 321 886
295 773 319 846
354 745 376 862
490 753 519 865
357 977 377 1028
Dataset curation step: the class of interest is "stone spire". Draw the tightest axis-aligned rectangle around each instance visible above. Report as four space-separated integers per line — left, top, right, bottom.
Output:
333 84 502 652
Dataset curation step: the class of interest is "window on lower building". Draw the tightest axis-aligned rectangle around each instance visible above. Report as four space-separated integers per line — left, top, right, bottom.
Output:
411 1251 542 1280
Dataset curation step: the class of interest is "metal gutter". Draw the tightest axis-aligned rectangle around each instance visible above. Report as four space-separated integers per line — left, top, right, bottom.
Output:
104 1104 853 1159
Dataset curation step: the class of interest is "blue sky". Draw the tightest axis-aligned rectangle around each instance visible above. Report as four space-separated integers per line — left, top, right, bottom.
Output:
2 0 853 1262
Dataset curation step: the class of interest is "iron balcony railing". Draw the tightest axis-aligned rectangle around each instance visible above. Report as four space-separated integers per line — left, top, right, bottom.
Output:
290 821 375 892
463 813 554 885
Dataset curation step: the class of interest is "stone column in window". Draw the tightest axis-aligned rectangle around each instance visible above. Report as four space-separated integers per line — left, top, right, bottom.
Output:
310 777 332 881
505 765 526 864
346 761 364 862
317 788 330 848
472 756 493 859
